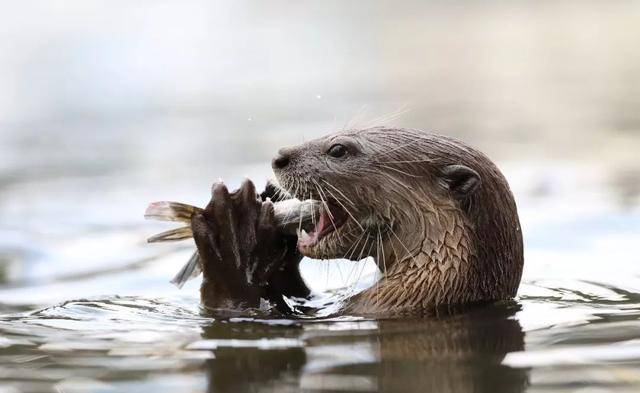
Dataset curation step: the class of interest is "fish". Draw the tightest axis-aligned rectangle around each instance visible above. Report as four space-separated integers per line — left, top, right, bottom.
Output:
144 199 318 288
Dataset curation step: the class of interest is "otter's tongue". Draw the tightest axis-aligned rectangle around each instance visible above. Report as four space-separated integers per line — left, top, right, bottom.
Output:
297 208 328 249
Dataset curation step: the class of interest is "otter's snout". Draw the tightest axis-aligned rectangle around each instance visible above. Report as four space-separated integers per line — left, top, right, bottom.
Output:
272 148 294 170
272 154 289 169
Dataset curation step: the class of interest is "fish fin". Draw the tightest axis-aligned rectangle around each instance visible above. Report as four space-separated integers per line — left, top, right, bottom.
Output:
144 201 203 222
147 226 193 243
170 251 202 289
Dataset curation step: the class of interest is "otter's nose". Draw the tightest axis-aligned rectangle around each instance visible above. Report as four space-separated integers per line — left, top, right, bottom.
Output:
271 152 290 170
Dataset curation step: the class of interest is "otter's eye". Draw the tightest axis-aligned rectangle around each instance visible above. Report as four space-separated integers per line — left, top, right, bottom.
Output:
327 144 347 158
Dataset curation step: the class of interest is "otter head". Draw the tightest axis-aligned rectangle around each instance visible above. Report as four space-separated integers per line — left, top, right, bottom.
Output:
272 127 523 306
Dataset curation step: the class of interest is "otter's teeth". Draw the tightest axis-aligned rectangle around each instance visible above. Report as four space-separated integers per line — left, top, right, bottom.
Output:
297 228 312 245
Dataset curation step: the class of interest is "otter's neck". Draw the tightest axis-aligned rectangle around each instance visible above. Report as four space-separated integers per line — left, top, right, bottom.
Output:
350 205 479 314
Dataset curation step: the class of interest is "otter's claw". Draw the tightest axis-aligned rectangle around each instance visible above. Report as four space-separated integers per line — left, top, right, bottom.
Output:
191 179 308 312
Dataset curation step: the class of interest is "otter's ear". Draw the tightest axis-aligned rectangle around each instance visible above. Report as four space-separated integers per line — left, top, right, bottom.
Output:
441 164 481 198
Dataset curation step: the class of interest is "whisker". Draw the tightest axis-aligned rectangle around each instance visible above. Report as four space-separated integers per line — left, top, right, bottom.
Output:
373 137 424 159
387 224 417 269
343 230 368 285
312 180 338 234
297 183 305 234
376 164 423 178
319 178 357 208
344 105 368 131
375 227 381 305
354 234 377 296
346 230 371 295
376 159 432 165
308 180 350 289
314 183 351 288
319 179 364 232
361 105 411 129
381 174 419 198
379 227 387 279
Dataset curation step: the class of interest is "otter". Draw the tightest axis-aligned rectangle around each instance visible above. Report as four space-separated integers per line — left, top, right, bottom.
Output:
190 127 523 315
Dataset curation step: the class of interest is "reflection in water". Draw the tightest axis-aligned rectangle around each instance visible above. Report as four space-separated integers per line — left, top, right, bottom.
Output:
197 320 306 392
370 308 527 392
200 303 527 393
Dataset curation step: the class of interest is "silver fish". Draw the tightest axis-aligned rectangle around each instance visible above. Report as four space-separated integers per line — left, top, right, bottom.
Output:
145 199 317 288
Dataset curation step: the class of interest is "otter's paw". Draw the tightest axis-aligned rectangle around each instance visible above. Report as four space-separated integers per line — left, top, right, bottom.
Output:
191 179 306 312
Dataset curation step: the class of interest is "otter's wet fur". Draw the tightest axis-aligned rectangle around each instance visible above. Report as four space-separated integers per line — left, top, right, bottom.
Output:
273 127 524 314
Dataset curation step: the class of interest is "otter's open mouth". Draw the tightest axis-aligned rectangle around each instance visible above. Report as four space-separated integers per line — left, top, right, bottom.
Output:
297 200 348 252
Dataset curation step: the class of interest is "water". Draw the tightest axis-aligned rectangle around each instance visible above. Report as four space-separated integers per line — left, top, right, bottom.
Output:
2 282 640 392
1 1 640 392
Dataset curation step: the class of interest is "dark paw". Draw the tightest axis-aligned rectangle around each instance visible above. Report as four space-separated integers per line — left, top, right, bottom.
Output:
192 179 308 312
